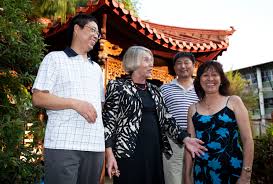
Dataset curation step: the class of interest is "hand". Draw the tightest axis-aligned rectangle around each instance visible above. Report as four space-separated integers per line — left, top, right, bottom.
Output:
72 99 97 123
236 173 251 184
236 177 251 184
183 137 207 158
106 148 120 179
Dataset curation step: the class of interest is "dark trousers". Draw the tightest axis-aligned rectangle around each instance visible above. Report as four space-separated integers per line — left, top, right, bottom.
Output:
44 148 104 184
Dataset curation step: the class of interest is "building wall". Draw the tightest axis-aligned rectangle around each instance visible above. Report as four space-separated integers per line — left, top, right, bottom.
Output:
238 62 273 120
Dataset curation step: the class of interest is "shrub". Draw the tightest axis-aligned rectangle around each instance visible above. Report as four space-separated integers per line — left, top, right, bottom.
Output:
251 124 273 183
226 71 257 113
0 0 46 183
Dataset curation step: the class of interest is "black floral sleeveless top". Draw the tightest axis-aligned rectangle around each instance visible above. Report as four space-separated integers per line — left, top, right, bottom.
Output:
192 98 243 184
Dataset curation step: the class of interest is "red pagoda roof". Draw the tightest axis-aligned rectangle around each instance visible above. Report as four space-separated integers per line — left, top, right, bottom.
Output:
143 21 235 52
40 0 234 54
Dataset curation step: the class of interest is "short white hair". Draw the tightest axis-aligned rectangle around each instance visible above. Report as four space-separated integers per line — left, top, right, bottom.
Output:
122 46 153 73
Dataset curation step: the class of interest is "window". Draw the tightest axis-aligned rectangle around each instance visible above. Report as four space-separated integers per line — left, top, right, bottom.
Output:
244 73 257 84
262 69 273 82
264 98 273 108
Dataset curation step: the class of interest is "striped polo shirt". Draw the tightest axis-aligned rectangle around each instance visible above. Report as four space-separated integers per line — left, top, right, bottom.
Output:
160 79 199 129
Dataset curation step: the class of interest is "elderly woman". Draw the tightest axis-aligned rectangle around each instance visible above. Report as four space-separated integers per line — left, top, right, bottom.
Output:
184 61 254 184
103 46 207 184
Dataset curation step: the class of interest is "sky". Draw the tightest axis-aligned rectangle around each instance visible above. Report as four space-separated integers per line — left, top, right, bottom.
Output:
138 0 273 71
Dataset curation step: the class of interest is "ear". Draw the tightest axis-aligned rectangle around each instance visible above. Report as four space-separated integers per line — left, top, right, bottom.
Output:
74 24 81 34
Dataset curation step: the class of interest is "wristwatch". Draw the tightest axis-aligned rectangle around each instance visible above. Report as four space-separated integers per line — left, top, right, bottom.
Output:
242 166 252 173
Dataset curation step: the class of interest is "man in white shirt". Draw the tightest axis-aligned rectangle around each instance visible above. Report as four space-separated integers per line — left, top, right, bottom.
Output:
32 14 104 184
161 52 199 184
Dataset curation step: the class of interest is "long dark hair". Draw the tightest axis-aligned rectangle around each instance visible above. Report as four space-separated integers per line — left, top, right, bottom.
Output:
67 14 98 47
194 60 230 99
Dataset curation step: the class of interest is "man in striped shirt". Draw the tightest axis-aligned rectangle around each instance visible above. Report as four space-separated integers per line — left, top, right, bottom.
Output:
161 52 199 184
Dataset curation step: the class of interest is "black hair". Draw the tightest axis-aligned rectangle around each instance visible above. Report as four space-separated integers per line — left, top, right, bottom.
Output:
66 14 98 47
194 60 230 99
173 52 196 66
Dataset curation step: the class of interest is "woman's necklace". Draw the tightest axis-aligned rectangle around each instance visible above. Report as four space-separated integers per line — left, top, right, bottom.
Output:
204 101 211 111
135 83 147 90
203 96 222 113
203 98 213 112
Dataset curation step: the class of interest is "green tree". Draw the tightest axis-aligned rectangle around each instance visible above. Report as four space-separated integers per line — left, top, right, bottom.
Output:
33 0 85 22
226 71 257 114
0 0 46 183
33 0 140 23
116 0 140 16
252 124 273 183
225 71 273 184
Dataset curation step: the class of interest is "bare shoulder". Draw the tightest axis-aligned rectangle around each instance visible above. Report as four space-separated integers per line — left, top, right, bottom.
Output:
229 95 243 104
188 103 197 117
228 95 245 111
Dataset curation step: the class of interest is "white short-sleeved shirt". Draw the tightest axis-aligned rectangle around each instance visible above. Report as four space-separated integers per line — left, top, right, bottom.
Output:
32 48 105 152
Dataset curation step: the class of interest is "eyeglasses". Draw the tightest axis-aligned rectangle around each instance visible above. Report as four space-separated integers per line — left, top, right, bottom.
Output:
84 25 101 39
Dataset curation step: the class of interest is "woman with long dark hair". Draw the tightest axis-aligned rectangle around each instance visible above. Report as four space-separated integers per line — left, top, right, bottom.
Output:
184 61 254 184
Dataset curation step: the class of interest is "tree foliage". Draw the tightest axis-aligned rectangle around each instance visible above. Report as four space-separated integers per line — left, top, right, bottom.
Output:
33 0 140 23
251 125 273 183
225 71 273 183
32 0 88 22
0 0 46 183
226 71 257 114
116 0 140 16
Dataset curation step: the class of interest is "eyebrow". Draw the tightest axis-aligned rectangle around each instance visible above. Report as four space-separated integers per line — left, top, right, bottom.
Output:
177 58 191 61
85 25 98 30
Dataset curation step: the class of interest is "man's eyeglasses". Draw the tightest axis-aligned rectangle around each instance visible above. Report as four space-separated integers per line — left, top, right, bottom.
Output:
84 25 101 39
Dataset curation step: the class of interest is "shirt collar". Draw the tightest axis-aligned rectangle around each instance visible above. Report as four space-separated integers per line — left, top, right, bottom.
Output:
64 47 93 63
170 78 194 90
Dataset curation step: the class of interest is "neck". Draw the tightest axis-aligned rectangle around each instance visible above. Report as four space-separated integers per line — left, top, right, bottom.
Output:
177 77 193 89
131 72 146 84
203 93 225 112
203 93 221 103
70 43 88 59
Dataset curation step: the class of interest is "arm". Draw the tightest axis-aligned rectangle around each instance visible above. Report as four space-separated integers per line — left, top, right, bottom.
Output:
157 87 206 157
32 90 97 123
32 53 97 123
231 96 254 183
157 85 189 141
105 147 120 179
103 81 121 177
158 89 188 141
103 80 120 148
32 90 76 110
184 105 196 184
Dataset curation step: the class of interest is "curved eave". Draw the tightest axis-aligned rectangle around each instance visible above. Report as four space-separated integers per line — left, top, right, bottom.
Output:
106 0 234 52
40 0 234 53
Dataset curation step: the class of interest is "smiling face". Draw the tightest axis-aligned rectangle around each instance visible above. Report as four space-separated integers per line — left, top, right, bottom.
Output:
200 67 221 94
74 21 100 52
174 56 194 79
133 52 154 79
